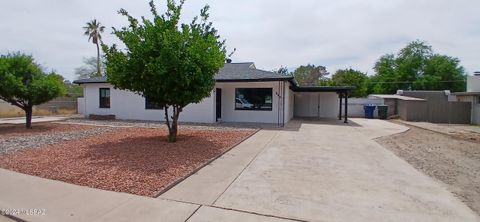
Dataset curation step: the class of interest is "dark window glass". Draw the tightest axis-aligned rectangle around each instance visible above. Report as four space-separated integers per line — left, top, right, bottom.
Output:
145 97 164 110
235 88 273 111
99 88 110 108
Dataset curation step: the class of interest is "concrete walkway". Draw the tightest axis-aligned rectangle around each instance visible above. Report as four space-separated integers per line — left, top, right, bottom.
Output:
0 168 199 222
1 119 478 221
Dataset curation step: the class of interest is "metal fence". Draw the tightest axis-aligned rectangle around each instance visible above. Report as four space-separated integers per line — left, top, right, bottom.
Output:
399 91 472 124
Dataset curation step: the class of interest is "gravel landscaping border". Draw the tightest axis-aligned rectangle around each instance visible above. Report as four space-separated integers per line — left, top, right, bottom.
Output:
0 123 115 154
0 123 97 139
0 126 258 197
64 117 275 130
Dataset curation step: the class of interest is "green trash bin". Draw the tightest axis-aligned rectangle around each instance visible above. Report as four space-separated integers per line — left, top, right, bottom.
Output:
377 105 388 120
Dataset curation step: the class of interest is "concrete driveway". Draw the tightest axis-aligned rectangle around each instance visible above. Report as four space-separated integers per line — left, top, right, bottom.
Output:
161 118 479 222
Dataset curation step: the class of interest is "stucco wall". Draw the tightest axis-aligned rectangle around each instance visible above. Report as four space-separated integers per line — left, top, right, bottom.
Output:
81 81 294 124
287 84 294 121
82 83 215 123
467 75 480 92
294 92 339 118
344 98 384 118
216 81 284 124
281 81 294 124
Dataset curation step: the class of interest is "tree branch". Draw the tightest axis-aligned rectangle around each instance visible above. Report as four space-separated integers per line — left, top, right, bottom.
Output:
0 96 25 110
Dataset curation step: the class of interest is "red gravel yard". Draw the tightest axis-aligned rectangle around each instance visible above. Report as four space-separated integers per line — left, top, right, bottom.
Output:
0 126 256 197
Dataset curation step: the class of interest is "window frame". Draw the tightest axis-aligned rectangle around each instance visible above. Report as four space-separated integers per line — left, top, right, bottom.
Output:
234 88 273 111
145 97 164 110
99 88 110 109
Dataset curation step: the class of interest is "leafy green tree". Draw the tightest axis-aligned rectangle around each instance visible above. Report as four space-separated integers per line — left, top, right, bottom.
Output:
331 68 368 97
293 64 329 86
83 19 105 76
370 40 466 94
0 53 66 128
414 54 466 91
274 66 291 76
63 80 84 97
74 57 106 79
371 54 399 94
318 78 334 86
103 0 226 142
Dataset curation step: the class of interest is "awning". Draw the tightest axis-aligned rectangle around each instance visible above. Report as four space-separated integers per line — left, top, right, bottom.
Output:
290 85 355 93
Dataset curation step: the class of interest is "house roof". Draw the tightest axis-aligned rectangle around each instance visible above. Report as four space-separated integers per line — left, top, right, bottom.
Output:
73 63 293 84
73 76 108 84
215 63 293 82
72 62 355 93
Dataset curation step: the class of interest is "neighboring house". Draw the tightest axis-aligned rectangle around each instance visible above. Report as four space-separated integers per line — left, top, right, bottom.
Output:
370 90 471 124
74 62 353 125
454 72 480 124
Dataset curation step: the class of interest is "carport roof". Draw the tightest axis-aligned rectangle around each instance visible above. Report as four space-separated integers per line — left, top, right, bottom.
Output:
290 85 355 93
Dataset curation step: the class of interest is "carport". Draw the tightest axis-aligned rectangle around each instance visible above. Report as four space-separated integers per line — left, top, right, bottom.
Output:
290 85 354 123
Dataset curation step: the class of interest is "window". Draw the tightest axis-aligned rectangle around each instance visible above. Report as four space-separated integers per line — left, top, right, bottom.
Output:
477 96 480 104
99 88 110 108
145 97 164 110
235 88 273 111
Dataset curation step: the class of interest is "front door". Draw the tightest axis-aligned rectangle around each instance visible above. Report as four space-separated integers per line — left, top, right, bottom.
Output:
216 88 222 121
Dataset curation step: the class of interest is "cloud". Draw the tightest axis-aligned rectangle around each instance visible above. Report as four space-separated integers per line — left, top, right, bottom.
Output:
1 0 479 81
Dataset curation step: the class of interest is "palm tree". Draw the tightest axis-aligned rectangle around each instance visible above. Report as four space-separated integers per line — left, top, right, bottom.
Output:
83 19 105 76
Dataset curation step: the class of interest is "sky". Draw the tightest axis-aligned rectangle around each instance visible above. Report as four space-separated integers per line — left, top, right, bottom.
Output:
1 0 479 81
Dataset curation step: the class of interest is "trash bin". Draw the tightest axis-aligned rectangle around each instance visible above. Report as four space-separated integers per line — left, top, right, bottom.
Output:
363 105 376 119
377 105 388 120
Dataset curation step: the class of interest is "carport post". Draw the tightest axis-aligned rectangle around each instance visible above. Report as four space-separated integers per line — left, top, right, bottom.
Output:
344 92 348 123
338 93 343 120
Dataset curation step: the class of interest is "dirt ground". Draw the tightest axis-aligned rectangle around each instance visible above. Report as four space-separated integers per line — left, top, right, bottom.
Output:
0 125 256 197
376 124 480 215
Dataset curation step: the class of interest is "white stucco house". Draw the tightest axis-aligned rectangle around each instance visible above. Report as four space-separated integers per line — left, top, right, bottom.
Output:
74 62 353 126
454 72 480 124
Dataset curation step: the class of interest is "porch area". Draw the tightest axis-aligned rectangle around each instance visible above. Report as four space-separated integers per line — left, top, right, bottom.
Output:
291 86 354 123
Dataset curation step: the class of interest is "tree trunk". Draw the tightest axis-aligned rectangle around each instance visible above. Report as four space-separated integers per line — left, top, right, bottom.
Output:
164 105 182 143
25 106 33 129
168 120 178 143
96 41 101 76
